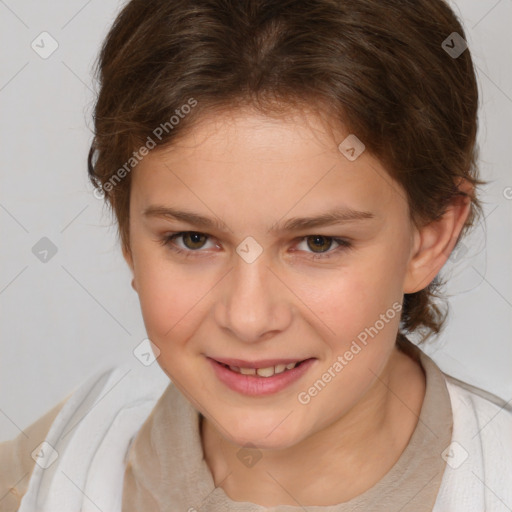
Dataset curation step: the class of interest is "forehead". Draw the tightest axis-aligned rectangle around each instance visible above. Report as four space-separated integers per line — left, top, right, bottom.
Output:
130 107 405 228
161 107 343 161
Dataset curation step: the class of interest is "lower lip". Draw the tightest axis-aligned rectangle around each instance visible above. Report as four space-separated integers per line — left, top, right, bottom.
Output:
207 357 317 396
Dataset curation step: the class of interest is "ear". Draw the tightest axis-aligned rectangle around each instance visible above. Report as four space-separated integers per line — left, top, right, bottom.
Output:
403 179 473 294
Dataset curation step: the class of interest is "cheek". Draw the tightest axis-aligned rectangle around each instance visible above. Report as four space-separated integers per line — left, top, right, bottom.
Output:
293 268 401 423
133 253 203 345
290 262 400 342
135 268 211 388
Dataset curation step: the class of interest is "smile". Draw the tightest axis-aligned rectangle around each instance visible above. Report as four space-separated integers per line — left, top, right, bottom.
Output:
207 356 317 396
221 361 300 377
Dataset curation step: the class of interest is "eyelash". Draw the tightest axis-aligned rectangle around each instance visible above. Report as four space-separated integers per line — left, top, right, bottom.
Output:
157 231 353 261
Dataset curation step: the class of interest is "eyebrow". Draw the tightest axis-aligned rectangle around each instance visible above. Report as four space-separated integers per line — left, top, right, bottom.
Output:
142 205 375 233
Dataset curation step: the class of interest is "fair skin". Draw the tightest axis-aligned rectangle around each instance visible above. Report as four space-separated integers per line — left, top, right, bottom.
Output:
123 106 471 506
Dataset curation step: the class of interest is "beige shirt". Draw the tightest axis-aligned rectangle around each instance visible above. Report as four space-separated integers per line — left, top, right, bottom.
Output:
0 339 452 511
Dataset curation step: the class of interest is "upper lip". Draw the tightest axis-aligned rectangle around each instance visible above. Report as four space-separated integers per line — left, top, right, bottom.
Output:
208 356 312 369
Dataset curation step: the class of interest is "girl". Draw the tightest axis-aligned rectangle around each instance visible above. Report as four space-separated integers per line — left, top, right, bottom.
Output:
2 0 511 510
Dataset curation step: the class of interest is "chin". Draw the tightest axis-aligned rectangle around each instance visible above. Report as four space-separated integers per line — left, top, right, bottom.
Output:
221 414 305 451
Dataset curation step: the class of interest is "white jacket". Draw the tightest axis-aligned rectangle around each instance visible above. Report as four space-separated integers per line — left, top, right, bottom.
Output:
17 361 512 512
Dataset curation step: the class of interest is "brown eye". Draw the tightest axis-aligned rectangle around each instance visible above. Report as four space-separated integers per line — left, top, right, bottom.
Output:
306 235 333 253
182 232 208 250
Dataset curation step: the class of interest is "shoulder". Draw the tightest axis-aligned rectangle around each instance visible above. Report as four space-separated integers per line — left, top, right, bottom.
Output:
431 373 512 511
14 362 169 512
0 362 168 512
444 373 512 466
0 394 70 512
444 373 512 424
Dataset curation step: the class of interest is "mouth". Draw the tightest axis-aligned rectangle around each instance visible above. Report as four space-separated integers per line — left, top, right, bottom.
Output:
206 356 317 396
213 358 308 377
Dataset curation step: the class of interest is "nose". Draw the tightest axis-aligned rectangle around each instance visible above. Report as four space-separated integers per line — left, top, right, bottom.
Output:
214 254 293 344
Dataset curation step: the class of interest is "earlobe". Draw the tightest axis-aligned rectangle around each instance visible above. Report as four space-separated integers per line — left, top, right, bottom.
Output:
403 181 473 294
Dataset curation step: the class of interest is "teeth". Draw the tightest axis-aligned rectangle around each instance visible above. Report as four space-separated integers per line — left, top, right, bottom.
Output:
239 367 256 375
256 366 275 377
274 364 287 374
226 362 300 377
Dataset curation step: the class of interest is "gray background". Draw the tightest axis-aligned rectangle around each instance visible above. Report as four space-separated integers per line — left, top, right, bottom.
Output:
1 0 511 441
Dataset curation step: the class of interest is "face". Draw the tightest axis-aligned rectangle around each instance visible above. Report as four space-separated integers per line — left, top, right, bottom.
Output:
124 107 419 450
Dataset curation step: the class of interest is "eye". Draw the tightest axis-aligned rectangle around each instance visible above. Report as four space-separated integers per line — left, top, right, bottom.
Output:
158 231 352 260
295 235 352 259
158 231 217 256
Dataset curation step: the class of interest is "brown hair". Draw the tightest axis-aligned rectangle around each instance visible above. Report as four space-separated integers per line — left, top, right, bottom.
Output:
87 0 484 343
